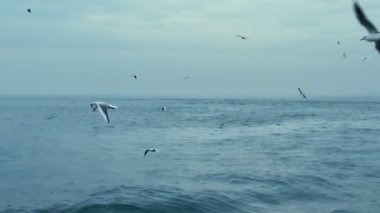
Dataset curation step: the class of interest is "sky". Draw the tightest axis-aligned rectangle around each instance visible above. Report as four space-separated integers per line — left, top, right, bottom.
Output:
0 0 379 98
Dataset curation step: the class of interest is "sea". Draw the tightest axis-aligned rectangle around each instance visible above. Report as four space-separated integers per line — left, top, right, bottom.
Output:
0 96 380 213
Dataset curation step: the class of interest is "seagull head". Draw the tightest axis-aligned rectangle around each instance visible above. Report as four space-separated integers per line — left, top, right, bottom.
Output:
90 103 97 111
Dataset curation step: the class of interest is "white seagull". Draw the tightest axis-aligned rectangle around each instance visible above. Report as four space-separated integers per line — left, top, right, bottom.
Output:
144 148 159 156
353 1 380 54
90 101 117 123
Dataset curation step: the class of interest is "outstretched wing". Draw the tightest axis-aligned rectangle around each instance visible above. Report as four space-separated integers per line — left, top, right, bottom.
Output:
98 104 110 123
376 42 380 54
354 2 378 34
298 88 307 99
144 149 149 156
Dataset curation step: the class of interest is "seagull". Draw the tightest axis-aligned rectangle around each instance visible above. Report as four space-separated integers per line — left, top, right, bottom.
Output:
337 41 340 45
90 101 117 123
161 106 166 111
144 148 159 156
298 87 307 99
131 74 137 79
27 9 31 13
340 53 347 59
353 1 380 54
236 35 248 40
352 53 370 61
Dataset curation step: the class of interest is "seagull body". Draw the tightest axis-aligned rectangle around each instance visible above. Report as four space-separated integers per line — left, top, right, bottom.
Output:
353 2 380 54
362 34 380 42
144 148 159 156
236 35 248 40
131 75 137 79
90 101 117 123
298 87 307 99
27 9 31 13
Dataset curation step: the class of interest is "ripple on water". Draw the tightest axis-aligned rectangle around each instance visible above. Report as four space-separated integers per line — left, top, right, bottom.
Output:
5 186 258 213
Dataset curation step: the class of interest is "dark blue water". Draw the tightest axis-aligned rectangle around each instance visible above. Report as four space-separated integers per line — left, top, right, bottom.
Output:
1 97 380 212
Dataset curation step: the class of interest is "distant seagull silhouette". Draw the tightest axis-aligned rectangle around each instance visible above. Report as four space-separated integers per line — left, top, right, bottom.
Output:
144 148 159 156
352 53 370 61
337 41 340 45
161 106 166 111
236 35 248 40
353 1 380 54
27 9 31 13
340 53 347 59
298 87 307 99
131 74 137 79
183 76 190 80
90 101 117 123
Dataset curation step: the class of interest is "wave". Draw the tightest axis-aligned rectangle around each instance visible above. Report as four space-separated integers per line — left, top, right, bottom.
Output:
4 186 255 213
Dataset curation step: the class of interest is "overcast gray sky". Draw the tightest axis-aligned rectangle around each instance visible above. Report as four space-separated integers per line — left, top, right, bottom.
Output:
0 0 379 98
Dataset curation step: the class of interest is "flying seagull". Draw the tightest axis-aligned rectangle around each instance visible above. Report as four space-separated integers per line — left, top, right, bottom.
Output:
236 35 248 40
161 106 166 112
337 41 340 45
144 148 159 156
353 1 380 54
340 53 347 59
27 9 31 13
352 53 370 61
90 101 117 123
298 87 307 99
131 74 137 79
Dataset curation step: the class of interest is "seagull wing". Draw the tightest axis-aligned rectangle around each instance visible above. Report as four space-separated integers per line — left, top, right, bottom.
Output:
376 42 380 54
298 88 307 99
354 2 378 34
144 149 149 156
98 104 110 123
